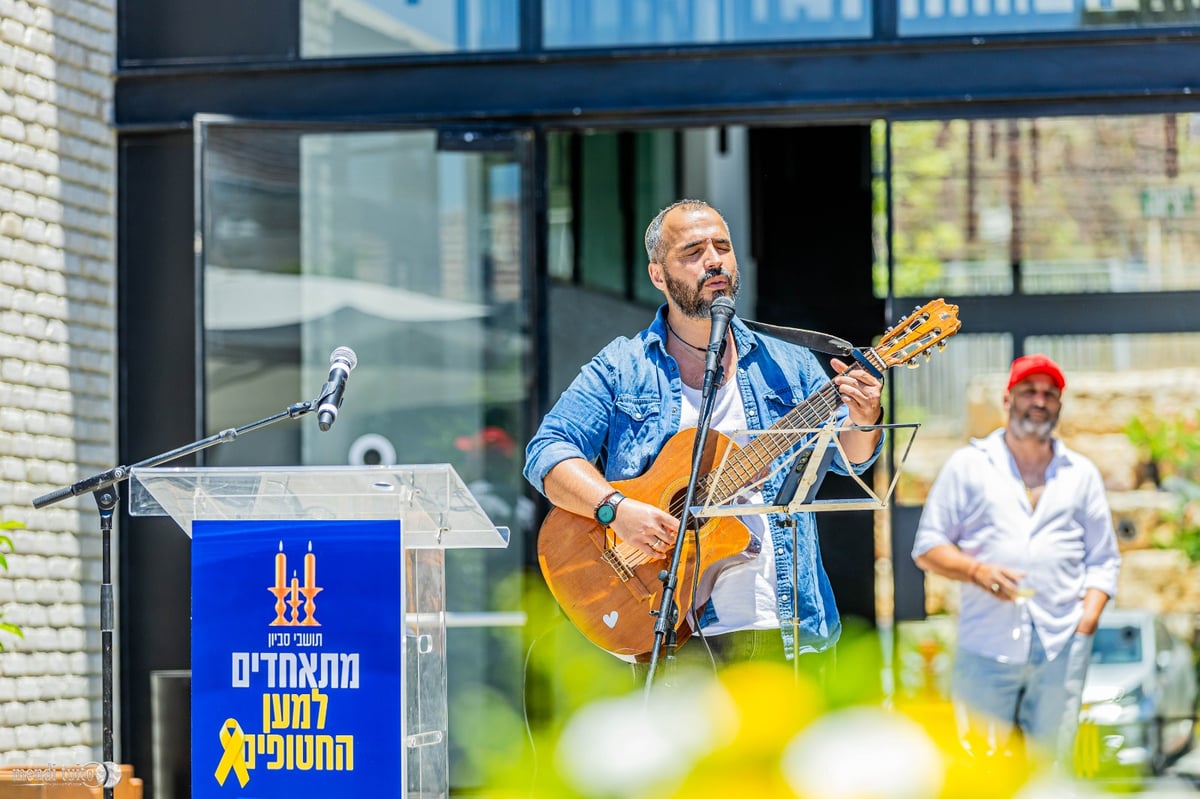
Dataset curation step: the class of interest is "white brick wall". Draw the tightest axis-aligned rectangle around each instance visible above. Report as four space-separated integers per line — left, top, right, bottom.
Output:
0 0 115 768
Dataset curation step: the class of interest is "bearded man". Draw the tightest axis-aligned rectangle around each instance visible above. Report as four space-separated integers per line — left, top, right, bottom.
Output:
524 199 884 671
912 354 1121 770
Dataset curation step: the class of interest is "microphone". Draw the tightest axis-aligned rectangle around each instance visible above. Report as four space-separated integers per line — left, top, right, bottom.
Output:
702 296 736 398
317 347 358 432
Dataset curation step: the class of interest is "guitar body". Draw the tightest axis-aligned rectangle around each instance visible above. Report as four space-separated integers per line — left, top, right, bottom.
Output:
537 427 756 660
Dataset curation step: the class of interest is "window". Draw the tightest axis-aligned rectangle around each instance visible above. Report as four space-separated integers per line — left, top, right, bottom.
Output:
198 122 532 791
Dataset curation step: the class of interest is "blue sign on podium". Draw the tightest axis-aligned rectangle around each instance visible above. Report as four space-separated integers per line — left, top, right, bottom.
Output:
192 518 403 798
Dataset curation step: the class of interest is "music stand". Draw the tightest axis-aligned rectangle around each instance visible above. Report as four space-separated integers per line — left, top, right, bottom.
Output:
693 418 919 681
697 418 919 516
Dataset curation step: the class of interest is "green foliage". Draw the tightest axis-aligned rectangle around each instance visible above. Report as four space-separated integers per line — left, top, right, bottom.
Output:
1124 410 1200 561
0 520 23 649
873 121 966 298
475 575 1101 798
873 117 1200 302
1124 410 1200 485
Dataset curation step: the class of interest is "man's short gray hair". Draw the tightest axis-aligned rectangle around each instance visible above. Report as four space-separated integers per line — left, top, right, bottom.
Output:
644 199 726 263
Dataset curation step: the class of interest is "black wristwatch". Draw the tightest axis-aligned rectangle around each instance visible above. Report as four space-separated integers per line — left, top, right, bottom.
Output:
594 491 626 526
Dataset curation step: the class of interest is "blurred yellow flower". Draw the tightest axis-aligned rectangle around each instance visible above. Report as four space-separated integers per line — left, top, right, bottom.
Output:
502 579 1115 799
900 700 1034 799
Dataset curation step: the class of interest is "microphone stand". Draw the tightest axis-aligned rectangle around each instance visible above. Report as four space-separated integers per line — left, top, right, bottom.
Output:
31 395 328 799
642 342 726 698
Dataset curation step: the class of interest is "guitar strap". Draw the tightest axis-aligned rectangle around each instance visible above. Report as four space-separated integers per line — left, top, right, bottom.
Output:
741 318 854 357
741 318 884 379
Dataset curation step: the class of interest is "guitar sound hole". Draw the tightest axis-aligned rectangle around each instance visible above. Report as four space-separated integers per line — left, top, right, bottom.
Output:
669 488 713 531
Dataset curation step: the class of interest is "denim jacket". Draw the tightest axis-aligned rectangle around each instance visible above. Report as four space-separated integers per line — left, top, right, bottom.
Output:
524 305 882 657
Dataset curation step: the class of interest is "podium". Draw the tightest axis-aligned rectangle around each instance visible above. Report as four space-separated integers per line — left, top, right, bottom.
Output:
130 464 510 799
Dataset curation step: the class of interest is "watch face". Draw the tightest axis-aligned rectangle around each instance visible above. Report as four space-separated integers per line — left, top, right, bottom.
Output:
596 503 616 525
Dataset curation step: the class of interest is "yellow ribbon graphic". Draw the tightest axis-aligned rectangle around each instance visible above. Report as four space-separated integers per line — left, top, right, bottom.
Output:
214 718 251 788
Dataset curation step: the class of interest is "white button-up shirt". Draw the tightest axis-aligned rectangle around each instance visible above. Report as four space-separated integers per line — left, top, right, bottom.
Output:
912 429 1121 663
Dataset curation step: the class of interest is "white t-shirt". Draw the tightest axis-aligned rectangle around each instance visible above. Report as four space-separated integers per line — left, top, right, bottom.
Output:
679 379 779 633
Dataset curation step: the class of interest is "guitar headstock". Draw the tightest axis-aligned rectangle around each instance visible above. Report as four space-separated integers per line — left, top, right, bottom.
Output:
872 299 961 371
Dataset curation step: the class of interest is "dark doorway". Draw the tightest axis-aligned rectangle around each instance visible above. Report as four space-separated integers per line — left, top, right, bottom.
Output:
749 124 883 627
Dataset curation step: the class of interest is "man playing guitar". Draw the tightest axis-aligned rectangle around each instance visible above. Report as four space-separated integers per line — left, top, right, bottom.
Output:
523 198 885 671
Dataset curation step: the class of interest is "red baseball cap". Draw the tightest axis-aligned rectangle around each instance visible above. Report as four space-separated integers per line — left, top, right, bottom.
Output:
1006 354 1066 392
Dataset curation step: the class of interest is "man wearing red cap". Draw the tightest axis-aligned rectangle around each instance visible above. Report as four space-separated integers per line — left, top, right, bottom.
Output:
911 354 1120 770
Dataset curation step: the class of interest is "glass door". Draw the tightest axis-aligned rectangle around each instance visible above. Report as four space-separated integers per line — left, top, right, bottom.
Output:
879 113 1200 710
195 118 534 789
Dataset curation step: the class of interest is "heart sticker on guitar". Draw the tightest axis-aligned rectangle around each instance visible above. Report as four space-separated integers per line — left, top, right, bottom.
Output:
602 611 619 629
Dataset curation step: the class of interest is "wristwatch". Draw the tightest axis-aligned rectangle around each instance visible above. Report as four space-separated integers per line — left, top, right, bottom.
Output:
594 491 626 526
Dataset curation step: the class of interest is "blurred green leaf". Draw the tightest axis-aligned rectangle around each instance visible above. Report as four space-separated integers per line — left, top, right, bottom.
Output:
0 521 22 650
1125 411 1200 561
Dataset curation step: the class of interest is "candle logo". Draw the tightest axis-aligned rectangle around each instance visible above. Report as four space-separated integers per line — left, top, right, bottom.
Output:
268 541 323 626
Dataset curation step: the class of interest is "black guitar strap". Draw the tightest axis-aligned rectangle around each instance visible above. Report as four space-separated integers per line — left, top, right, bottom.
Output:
741 318 884 379
741 318 854 357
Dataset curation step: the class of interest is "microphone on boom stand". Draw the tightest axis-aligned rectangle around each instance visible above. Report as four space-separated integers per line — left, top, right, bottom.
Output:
644 295 736 695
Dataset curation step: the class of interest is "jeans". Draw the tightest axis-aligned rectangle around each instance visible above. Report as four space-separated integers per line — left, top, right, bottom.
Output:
951 629 1093 767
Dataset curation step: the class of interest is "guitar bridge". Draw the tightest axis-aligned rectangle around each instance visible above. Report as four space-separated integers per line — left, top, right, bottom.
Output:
600 547 633 582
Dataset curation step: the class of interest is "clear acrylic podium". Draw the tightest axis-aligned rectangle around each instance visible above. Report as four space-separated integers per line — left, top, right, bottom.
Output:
129 464 510 799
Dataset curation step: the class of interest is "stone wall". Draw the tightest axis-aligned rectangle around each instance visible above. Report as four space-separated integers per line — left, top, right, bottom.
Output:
0 0 115 766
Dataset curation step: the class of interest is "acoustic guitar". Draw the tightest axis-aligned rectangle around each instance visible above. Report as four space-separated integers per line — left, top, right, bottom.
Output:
537 299 961 660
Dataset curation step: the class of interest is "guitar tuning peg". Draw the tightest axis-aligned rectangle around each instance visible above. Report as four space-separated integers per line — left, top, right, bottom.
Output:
905 359 920 369
937 341 947 351
924 351 932 361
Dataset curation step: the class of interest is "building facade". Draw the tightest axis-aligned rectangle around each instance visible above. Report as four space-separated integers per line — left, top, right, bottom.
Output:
1 1 1198 797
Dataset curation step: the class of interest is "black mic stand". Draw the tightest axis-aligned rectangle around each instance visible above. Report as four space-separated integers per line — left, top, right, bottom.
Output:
30 394 331 799
642 344 726 698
